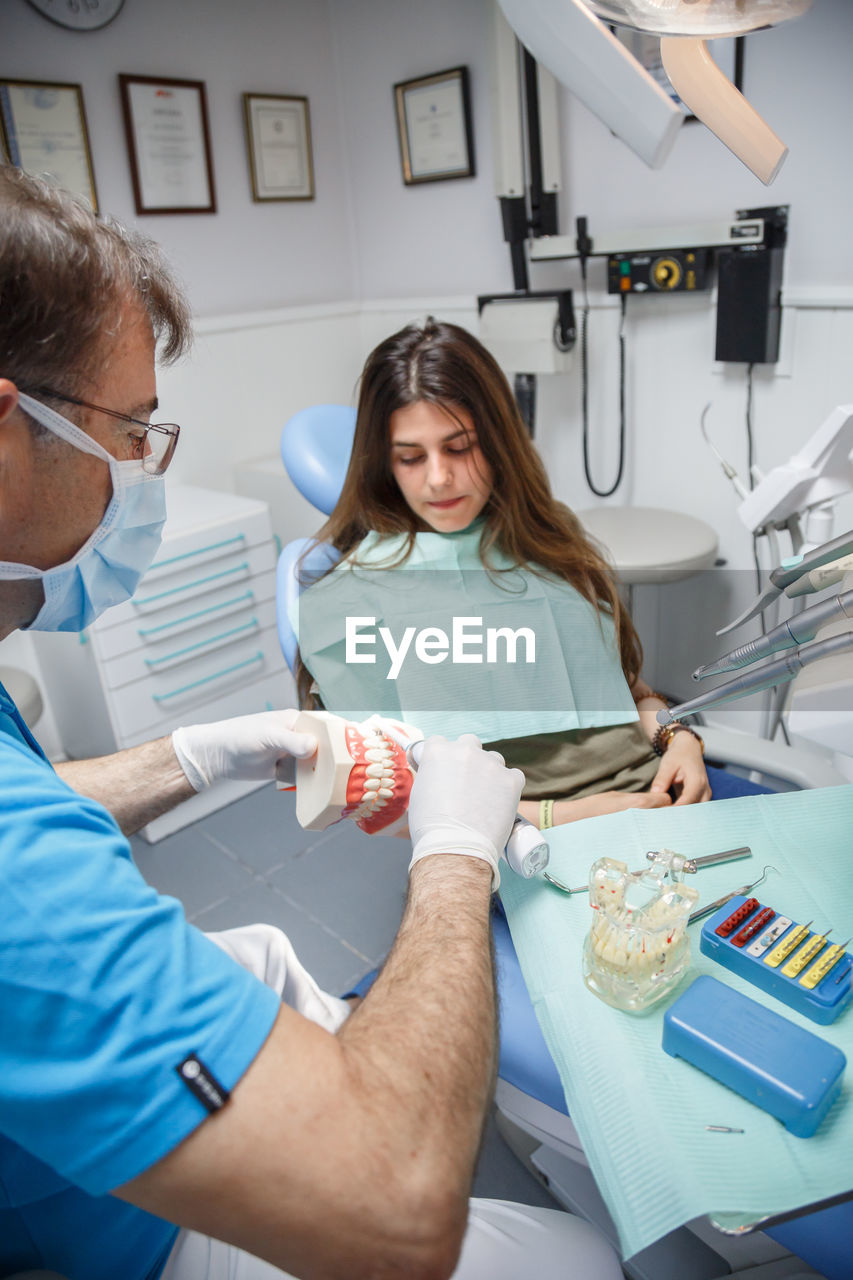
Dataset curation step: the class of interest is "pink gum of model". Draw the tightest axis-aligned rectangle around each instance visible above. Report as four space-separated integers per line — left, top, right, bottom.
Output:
282 710 421 835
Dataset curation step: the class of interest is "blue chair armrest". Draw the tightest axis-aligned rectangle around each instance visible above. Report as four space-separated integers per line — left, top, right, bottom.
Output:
276 537 341 674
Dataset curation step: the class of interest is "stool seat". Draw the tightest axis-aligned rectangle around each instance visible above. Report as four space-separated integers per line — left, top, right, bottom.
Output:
0 665 43 728
578 506 719 585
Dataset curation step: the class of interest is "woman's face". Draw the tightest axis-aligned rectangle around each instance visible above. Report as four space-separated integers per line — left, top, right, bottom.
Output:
388 400 494 533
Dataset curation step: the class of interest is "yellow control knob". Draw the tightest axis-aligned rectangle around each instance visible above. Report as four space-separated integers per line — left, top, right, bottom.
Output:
652 257 682 290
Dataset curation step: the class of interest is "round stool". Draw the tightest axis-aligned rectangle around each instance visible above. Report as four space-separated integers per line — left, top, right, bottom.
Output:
578 506 719 585
0 665 44 728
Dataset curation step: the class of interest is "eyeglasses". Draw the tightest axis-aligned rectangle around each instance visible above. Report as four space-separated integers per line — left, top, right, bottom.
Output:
23 387 180 475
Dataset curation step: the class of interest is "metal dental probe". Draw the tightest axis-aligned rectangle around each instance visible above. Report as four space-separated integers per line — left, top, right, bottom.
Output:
646 846 752 874
543 872 589 895
687 866 777 925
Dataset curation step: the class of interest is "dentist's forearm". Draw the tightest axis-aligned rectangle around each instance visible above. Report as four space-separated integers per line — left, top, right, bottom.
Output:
55 736 194 835
339 855 498 1198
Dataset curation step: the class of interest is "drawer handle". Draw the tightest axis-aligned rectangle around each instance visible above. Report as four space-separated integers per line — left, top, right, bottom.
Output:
137 590 255 638
150 532 246 570
136 562 249 606
152 651 264 702
144 618 259 668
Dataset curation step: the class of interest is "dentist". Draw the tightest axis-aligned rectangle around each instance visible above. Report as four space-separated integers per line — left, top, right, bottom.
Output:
0 166 621 1280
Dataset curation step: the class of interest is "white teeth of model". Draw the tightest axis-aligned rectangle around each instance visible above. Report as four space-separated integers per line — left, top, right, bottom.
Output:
365 763 387 778
364 749 387 762
364 778 381 791
378 787 393 799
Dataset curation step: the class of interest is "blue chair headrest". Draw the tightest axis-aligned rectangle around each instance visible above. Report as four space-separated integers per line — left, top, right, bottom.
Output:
281 404 357 515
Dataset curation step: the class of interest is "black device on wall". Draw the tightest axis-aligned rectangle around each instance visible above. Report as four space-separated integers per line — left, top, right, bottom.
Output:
715 206 789 364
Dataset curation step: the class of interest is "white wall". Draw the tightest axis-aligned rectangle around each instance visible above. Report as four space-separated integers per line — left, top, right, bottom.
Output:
329 0 515 300
3 0 357 314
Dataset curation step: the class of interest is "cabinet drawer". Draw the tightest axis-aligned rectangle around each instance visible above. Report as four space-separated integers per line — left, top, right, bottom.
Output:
148 507 271 578
102 541 276 629
109 623 287 740
101 598 279 689
122 666 298 753
92 568 277 661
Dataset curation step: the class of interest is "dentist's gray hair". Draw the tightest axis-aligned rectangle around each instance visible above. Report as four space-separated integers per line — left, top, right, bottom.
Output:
0 164 191 397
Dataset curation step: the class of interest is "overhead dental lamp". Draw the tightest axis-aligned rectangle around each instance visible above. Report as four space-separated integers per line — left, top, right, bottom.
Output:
498 0 814 183
581 1 813 38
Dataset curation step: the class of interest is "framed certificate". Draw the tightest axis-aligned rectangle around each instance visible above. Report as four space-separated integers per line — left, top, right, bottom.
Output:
0 78 98 211
242 93 314 201
394 66 475 185
119 74 216 214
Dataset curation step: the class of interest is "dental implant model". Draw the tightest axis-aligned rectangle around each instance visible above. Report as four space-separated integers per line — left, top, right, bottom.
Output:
583 856 699 1013
284 710 420 835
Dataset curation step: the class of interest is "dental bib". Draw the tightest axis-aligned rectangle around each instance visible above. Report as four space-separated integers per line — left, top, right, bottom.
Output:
295 524 638 741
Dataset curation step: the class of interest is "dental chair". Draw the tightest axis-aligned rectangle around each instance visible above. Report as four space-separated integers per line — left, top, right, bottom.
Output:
276 404 851 1280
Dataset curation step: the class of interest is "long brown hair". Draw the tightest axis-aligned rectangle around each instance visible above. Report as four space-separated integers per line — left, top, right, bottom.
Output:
296 318 642 704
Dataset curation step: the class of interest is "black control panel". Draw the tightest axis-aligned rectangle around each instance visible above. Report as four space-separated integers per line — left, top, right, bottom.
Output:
607 249 710 294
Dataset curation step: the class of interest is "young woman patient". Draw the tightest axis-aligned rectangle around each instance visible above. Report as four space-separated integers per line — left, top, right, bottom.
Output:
293 318 769 830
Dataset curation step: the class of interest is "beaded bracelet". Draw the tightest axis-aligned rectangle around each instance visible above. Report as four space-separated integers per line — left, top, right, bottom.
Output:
651 722 705 757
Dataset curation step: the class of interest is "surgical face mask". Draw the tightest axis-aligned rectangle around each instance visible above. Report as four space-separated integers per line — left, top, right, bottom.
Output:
0 392 166 632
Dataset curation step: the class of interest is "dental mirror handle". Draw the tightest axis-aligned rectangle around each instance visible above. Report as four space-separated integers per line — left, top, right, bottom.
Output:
406 740 549 879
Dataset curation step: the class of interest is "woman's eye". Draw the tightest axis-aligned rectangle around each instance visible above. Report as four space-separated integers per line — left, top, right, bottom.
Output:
447 444 472 456
397 455 423 467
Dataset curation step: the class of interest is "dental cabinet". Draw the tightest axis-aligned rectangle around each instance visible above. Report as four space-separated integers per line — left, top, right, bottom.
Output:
32 485 293 841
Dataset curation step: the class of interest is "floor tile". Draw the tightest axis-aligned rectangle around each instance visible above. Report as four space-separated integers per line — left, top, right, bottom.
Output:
200 782 320 872
266 822 409 964
130 826 254 917
191 879 370 995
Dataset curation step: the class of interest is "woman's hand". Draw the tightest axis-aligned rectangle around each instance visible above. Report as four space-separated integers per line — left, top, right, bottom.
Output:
650 733 711 806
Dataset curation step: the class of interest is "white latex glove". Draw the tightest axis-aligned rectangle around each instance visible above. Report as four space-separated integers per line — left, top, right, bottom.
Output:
407 734 524 890
172 710 318 792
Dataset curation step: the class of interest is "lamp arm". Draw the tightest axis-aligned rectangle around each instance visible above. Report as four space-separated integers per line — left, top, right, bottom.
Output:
660 37 787 184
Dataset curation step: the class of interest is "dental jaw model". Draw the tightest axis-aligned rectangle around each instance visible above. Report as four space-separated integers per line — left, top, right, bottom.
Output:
286 710 419 834
583 857 699 1013
284 709 551 879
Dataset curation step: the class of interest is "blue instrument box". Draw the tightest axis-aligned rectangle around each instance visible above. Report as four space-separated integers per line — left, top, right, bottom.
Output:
663 975 846 1137
700 895 852 1025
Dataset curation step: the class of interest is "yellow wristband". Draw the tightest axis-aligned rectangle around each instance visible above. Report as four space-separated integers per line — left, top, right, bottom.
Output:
539 799 555 830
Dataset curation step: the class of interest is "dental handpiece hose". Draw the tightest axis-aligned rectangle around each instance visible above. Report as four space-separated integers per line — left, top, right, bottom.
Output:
658 632 853 725
406 739 549 879
694 588 853 681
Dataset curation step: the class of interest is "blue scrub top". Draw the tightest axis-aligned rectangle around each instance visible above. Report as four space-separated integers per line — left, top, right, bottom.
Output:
0 682 280 1280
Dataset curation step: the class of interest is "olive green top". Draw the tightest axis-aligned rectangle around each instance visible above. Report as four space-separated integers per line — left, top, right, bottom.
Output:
485 721 658 801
